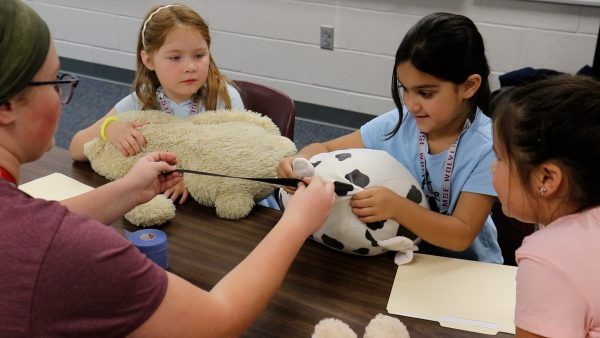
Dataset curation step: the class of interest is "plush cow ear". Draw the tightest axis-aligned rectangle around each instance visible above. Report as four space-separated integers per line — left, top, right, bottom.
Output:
292 157 315 177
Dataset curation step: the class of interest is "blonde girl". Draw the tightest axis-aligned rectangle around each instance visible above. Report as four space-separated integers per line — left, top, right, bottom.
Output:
1 2 334 336
69 3 243 204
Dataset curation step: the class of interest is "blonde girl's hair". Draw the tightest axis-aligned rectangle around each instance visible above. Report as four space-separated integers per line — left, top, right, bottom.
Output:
134 3 232 111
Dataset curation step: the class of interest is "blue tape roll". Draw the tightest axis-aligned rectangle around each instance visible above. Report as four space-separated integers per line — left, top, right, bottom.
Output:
126 229 169 269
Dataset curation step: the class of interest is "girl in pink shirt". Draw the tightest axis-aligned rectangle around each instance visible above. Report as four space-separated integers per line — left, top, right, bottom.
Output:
490 74 600 338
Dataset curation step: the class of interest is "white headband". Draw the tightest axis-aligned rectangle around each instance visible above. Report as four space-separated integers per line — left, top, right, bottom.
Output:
141 4 180 49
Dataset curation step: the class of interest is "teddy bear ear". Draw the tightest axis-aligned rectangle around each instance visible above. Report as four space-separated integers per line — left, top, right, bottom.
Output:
312 318 357 338
363 314 410 338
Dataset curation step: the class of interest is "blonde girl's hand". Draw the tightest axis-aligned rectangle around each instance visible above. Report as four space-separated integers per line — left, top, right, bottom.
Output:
122 151 181 205
106 120 148 157
350 186 401 223
163 180 189 205
280 176 335 236
276 155 304 193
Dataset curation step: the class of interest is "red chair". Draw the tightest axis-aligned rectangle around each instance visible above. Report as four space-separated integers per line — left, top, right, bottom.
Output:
232 80 296 141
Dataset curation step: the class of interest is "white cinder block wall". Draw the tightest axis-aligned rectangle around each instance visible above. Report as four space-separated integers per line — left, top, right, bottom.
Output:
26 0 600 117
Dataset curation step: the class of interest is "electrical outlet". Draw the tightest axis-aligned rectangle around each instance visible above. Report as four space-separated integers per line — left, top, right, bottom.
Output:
320 25 334 50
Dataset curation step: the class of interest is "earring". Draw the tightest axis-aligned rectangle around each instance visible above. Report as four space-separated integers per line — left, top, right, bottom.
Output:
538 186 547 196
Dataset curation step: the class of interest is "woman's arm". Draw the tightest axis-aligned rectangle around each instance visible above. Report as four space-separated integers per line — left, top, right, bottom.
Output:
128 177 335 338
351 189 495 251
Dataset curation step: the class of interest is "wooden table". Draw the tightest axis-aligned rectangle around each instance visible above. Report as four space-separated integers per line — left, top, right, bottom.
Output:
20 147 514 338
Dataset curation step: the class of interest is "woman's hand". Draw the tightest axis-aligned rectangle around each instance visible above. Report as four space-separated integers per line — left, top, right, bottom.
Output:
280 176 335 236
164 180 189 205
122 151 181 205
106 120 148 157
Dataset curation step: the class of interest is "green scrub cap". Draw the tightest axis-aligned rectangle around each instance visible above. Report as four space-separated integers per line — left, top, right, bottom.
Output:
0 0 51 103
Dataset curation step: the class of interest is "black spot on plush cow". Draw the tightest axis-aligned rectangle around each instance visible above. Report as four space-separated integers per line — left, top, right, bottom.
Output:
278 148 429 265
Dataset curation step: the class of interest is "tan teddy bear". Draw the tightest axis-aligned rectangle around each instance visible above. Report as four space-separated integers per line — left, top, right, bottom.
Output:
84 109 297 226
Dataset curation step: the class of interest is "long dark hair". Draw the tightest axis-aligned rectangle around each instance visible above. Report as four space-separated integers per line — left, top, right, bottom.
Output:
387 12 491 138
492 74 600 212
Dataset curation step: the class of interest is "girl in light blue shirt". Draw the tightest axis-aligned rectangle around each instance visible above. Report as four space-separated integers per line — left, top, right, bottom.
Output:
278 12 502 263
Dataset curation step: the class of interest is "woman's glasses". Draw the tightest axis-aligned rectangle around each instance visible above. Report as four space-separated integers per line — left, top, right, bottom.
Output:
29 72 79 104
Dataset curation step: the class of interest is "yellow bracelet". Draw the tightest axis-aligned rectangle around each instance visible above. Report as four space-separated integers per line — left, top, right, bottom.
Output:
100 116 119 141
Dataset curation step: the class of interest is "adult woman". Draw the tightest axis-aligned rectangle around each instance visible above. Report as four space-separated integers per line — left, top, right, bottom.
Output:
0 1 334 336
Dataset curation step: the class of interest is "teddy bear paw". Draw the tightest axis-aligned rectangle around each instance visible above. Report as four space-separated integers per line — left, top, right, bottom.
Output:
125 195 176 226
312 318 357 338
363 314 410 338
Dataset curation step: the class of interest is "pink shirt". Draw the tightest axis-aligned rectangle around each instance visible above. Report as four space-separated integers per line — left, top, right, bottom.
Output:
515 206 600 338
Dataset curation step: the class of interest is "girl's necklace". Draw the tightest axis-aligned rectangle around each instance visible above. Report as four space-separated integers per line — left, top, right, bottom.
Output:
155 86 199 115
418 119 470 214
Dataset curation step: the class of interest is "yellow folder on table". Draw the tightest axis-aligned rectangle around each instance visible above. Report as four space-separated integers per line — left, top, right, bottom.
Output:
19 173 93 200
387 253 517 335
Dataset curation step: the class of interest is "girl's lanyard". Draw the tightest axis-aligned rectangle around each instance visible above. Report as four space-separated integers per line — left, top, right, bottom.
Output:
156 87 199 115
0 166 16 185
418 119 470 214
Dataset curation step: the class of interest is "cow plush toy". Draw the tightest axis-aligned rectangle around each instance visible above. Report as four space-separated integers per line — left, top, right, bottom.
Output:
278 148 429 265
84 109 297 226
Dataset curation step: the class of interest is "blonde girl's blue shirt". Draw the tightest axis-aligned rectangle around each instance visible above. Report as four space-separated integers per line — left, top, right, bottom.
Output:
114 84 244 116
360 107 502 263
